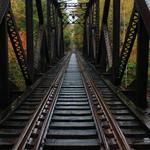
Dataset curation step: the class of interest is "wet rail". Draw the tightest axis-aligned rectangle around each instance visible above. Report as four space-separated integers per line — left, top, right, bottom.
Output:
78 53 150 149
0 54 70 149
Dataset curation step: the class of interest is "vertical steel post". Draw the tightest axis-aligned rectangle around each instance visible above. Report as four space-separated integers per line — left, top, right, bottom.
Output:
54 10 58 61
87 17 90 59
47 0 52 63
83 19 87 57
52 5 56 62
89 6 94 62
55 14 59 59
136 18 149 108
95 0 100 64
85 20 88 58
91 5 95 63
26 0 34 83
61 20 64 57
51 3 55 62
113 0 120 84
36 0 44 25
97 0 110 66
0 16 8 107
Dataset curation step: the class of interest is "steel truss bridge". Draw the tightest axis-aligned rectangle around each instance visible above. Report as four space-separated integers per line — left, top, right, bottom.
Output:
0 0 150 149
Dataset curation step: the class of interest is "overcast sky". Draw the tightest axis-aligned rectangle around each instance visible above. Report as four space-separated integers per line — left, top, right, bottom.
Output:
65 0 78 22
69 0 78 3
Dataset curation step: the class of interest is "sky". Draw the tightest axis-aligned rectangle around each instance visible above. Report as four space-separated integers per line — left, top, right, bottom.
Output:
65 0 78 22
145 0 150 10
70 0 78 2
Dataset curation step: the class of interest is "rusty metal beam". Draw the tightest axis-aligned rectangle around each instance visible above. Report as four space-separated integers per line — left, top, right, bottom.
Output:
103 25 112 69
136 18 149 108
136 0 150 37
0 15 8 107
36 0 44 25
95 0 100 64
113 0 120 84
26 0 34 83
97 0 110 71
7 10 31 85
88 7 94 62
116 8 139 85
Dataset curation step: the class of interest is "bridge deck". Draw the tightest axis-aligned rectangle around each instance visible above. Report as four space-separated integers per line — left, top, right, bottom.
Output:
0 53 150 149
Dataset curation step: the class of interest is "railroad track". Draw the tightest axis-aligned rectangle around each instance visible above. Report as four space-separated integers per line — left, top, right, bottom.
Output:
1 52 149 150
78 53 150 149
0 54 70 149
13 53 101 150
9 53 131 150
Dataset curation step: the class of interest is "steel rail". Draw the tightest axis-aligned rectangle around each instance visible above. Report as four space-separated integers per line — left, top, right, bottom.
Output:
35 53 102 150
77 53 109 149
33 57 71 150
34 73 65 150
12 54 70 150
81 75 110 150
0 53 69 125
85 75 131 150
77 53 131 150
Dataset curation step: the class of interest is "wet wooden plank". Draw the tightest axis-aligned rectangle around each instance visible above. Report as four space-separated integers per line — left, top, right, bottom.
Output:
52 116 93 122
50 122 95 129
45 139 99 147
54 110 91 116
47 129 97 138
